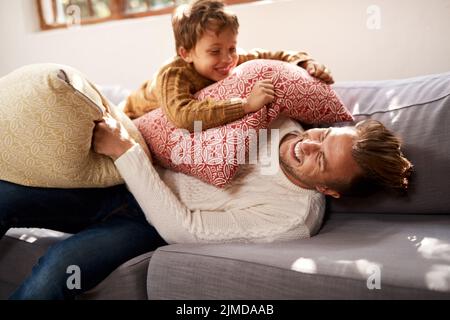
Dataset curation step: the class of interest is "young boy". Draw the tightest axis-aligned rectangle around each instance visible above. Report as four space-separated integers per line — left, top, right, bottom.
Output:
124 0 334 131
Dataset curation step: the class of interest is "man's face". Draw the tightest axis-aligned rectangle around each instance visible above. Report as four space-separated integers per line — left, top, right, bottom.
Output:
279 127 362 198
181 28 239 82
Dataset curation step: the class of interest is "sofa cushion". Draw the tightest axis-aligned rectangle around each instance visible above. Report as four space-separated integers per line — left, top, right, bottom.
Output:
135 59 352 188
147 213 450 299
0 229 70 299
0 64 150 188
330 72 450 214
78 251 153 300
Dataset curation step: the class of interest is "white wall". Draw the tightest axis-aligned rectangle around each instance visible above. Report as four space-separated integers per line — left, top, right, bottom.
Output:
1 0 449 89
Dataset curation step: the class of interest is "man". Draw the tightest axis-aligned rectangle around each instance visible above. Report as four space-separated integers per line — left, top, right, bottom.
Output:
1 115 411 299
93 115 412 243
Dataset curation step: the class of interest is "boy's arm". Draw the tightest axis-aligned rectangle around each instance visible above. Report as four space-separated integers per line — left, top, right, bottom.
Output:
238 48 313 66
159 67 246 132
238 48 334 84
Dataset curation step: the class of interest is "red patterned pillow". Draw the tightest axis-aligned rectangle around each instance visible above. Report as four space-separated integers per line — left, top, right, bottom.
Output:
135 59 352 187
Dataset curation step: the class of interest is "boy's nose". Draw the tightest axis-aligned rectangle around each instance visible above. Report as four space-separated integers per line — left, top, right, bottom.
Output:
222 53 233 63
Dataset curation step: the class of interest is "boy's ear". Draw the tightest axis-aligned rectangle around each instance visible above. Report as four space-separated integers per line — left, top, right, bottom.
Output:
178 47 193 63
316 185 341 199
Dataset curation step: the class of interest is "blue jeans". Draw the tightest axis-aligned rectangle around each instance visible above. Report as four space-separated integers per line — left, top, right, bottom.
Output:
0 180 167 300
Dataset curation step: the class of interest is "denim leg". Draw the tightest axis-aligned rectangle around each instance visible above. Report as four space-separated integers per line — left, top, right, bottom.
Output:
9 204 166 300
0 180 130 238
1 180 168 300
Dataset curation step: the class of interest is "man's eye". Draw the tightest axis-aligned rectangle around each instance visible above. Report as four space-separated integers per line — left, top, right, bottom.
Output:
318 152 324 168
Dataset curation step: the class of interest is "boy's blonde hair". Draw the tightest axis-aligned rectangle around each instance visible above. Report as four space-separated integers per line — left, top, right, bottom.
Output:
172 0 239 54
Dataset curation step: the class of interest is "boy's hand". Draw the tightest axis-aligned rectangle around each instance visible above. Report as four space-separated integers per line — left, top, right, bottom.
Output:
92 115 136 161
300 60 334 84
243 80 275 114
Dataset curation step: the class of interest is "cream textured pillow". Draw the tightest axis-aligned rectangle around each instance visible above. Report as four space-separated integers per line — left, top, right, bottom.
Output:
0 64 150 188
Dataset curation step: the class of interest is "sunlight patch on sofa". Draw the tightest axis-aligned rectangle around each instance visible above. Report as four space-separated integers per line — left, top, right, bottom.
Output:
425 264 450 291
385 89 396 98
335 259 382 279
291 257 317 274
416 237 450 261
352 102 360 114
6 228 69 243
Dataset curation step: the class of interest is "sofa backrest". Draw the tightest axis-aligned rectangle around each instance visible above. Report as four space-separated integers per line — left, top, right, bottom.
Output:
329 72 450 214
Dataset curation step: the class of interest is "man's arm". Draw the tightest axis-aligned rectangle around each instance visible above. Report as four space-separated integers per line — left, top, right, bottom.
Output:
93 117 320 244
115 144 312 244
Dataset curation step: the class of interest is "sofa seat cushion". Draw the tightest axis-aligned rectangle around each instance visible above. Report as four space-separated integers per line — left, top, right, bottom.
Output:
0 228 152 300
0 229 70 299
147 213 450 299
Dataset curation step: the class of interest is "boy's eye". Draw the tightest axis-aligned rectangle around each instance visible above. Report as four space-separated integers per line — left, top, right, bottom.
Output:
210 50 220 55
229 47 236 53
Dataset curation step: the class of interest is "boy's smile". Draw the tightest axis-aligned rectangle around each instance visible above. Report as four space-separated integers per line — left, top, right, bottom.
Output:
179 28 239 82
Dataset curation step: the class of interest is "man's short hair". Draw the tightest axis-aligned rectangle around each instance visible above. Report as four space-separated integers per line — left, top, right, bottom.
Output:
329 119 413 196
172 0 239 54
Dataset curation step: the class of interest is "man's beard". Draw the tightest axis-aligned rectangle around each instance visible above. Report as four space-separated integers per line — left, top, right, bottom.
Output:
280 156 296 179
280 154 303 185
280 158 315 189
279 133 305 181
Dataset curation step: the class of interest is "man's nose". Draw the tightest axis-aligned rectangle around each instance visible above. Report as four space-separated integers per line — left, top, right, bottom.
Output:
302 140 321 155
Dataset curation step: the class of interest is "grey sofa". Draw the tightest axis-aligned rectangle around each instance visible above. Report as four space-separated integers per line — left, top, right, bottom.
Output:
1 72 449 300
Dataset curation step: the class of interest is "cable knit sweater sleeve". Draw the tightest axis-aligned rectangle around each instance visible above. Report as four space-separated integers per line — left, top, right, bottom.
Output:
159 67 246 132
114 144 314 244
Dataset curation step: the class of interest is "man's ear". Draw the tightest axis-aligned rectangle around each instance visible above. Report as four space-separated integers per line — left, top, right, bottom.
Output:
316 185 341 199
178 47 193 63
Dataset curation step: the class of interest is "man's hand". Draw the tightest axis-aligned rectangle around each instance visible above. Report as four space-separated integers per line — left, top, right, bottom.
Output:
300 60 334 84
92 115 136 161
243 80 275 114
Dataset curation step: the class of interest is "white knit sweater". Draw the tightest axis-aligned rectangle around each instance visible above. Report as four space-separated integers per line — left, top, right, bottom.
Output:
115 116 325 244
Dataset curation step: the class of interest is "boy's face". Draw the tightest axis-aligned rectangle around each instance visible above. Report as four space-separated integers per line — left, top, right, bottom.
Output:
180 27 239 81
